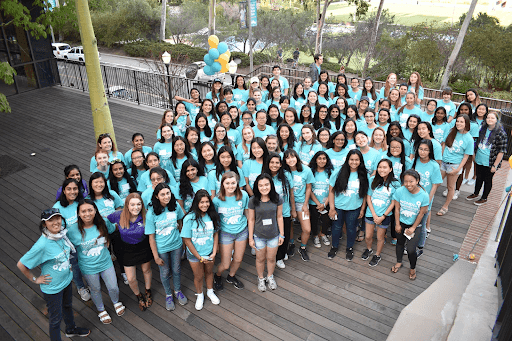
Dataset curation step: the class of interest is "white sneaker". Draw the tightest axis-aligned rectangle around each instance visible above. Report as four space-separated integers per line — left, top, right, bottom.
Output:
121 273 129 285
195 293 204 310
207 290 220 305
467 178 476 186
276 260 285 269
313 236 321 248
453 190 460 200
251 248 256 256
78 287 91 301
462 178 468 185
258 277 267 292
443 189 448 197
267 275 277 290
284 253 288 261
321 235 330 246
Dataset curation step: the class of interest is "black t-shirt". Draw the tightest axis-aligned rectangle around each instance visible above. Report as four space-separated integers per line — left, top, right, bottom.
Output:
248 196 283 239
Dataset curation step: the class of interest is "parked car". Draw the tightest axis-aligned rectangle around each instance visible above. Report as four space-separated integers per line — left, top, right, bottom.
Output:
64 46 101 63
52 43 71 59
107 86 132 100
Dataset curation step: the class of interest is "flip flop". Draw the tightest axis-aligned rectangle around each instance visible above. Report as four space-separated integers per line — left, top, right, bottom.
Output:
436 207 449 216
409 269 417 280
391 264 401 273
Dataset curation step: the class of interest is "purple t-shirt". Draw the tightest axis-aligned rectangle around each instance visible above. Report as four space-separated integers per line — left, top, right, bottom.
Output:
107 210 146 245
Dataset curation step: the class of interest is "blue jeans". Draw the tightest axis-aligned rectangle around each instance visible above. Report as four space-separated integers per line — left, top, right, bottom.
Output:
158 248 182 296
70 252 85 289
418 211 429 248
332 207 361 249
82 265 119 312
43 282 76 341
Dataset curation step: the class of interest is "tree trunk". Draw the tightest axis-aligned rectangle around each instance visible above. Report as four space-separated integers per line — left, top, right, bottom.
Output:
315 0 331 54
75 0 116 145
362 0 385 77
209 0 216 36
160 0 167 42
440 0 478 89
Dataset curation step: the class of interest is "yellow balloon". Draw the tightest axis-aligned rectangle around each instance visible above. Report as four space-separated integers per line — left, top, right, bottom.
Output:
224 50 231 58
508 155 512 169
208 35 219 49
218 53 229 64
220 63 229 73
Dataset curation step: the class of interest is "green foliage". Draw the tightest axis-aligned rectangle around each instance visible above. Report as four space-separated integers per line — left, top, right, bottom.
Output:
123 41 207 62
0 62 16 113
450 79 477 94
458 11 501 30
230 51 273 68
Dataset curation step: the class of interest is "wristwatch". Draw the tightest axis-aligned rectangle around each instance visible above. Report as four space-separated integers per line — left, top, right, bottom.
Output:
32 276 37 282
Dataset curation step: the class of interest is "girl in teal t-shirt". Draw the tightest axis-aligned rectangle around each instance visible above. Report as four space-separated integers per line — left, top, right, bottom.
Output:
212 172 249 291
108 160 137 201
176 158 209 213
145 183 187 307
242 137 269 196
236 126 254 168
153 123 175 172
384 137 412 183
208 146 246 196
294 124 323 165
181 190 221 310
392 169 429 280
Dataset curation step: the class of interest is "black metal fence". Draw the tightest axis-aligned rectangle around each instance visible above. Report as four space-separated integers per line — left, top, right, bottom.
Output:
493 203 512 341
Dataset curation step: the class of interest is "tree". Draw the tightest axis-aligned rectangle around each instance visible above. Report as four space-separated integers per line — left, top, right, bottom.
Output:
160 0 167 41
166 1 208 44
440 0 478 89
362 0 384 77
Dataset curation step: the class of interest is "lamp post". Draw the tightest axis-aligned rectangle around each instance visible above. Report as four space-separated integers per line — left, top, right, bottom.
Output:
228 59 238 86
161 51 173 109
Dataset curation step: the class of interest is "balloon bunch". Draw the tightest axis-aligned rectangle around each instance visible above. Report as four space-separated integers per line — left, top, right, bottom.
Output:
203 35 230 76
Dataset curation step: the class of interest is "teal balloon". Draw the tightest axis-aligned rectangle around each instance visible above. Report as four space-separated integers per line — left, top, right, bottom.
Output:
212 62 221 72
217 42 228 54
204 54 213 65
208 48 219 60
203 65 213 75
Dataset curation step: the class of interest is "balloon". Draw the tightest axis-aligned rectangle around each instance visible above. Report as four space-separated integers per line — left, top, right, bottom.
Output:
217 42 228 54
208 35 219 49
225 50 230 58
218 53 229 64
212 62 222 72
208 48 219 60
203 65 213 76
220 63 229 73
203 54 214 65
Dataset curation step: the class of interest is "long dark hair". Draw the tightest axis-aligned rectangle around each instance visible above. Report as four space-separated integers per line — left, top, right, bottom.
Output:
150 183 177 215
309 151 334 178
293 82 306 101
171 136 193 168
63 165 86 194
313 104 331 130
77 199 109 241
179 158 204 199
195 113 212 138
108 160 137 195
186 189 220 231
89 172 114 201
387 137 407 172
252 173 280 206
185 127 202 152
249 137 269 162
371 159 396 190
327 131 347 150
476 112 504 148
266 104 283 126
215 146 240 180
445 114 470 148
283 148 304 172
197 142 217 173
129 149 149 180
413 122 435 153
158 123 174 143
432 106 447 125
333 149 368 199
328 104 342 130
406 114 421 144
277 123 296 150
386 122 406 145
412 139 435 170
263 152 290 198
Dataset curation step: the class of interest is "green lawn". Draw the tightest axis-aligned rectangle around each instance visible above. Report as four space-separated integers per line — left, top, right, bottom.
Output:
326 2 512 26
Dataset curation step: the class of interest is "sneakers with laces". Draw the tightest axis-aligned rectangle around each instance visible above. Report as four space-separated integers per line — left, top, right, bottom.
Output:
65 326 90 337
214 274 224 291
121 273 129 285
175 291 187 306
466 194 478 201
267 275 277 290
361 248 373 260
467 178 476 185
327 247 338 259
346 248 354 261
287 243 295 257
207 289 220 305
195 293 204 310
258 277 267 292
321 235 330 246
276 260 286 269
298 247 310 261
416 249 424 258
369 255 381 267
226 275 244 289
443 189 448 197
284 253 288 261
78 287 91 301
165 295 175 311
453 190 460 200
313 236 321 248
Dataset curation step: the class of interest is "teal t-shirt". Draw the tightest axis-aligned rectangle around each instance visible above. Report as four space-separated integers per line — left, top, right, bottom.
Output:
273 172 294 218
175 176 209 212
294 142 323 165
432 123 450 143
290 123 303 141
124 146 152 167
68 224 115 275
53 201 79 231
107 178 131 201
253 125 275 139
326 148 349 168
87 191 123 221
475 129 492 167
397 107 422 128
184 102 201 121
329 170 364 210
309 170 330 206
393 186 429 225
291 166 315 204
236 143 251 163
145 205 185 254
383 155 413 181
181 213 216 257
153 142 174 171
207 167 246 194
366 177 400 218
290 97 307 112
136 169 177 192
414 159 443 209
20 235 73 294
89 151 124 173
360 147 382 174
242 159 263 190
436 100 456 118
442 131 474 164
169 156 188 183
226 128 242 146
213 191 249 234
232 89 249 103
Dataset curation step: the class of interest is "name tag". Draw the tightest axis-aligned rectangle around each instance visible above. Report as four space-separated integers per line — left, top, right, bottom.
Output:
166 212 176 221
262 219 272 226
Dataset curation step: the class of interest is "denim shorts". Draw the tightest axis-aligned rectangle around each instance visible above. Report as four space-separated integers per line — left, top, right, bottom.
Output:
253 234 279 250
295 202 305 212
187 251 213 263
219 228 248 245
365 215 391 229
440 162 462 175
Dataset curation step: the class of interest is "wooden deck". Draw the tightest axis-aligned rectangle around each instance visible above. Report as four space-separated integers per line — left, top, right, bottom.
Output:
0 87 479 341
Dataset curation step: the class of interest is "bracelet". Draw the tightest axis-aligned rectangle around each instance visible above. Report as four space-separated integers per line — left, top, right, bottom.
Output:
200 257 204 263
279 235 285 239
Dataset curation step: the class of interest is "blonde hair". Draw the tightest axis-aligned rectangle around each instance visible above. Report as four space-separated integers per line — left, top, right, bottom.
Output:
218 171 242 201
369 127 388 152
119 193 146 229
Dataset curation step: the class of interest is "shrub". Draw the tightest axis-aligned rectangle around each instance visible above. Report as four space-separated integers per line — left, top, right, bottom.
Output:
123 41 207 63
450 79 478 95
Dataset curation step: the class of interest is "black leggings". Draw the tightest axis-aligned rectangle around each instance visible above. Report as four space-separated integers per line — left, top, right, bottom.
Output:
389 213 397 239
309 204 331 236
276 217 292 261
396 223 421 269
474 163 495 200
110 230 124 271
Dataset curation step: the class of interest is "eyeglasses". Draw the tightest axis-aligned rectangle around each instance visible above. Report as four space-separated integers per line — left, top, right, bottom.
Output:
243 117 252 120
132 155 143 160
150 176 164 183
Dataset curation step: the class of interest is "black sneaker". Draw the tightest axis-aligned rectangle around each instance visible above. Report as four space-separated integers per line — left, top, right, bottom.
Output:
65 327 91 337
226 275 244 289
327 247 338 259
361 248 373 260
214 274 224 291
298 247 310 261
416 249 424 258
297 236 302 243
346 248 354 261
369 255 381 267
287 243 295 257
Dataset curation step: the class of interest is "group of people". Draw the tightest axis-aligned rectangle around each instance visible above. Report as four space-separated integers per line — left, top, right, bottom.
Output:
18 61 508 341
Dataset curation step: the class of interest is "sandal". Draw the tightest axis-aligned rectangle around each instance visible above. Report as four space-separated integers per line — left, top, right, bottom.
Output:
145 289 153 308
436 207 449 216
391 264 402 273
98 311 112 324
114 302 125 316
409 269 417 281
137 293 147 312
356 230 365 242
